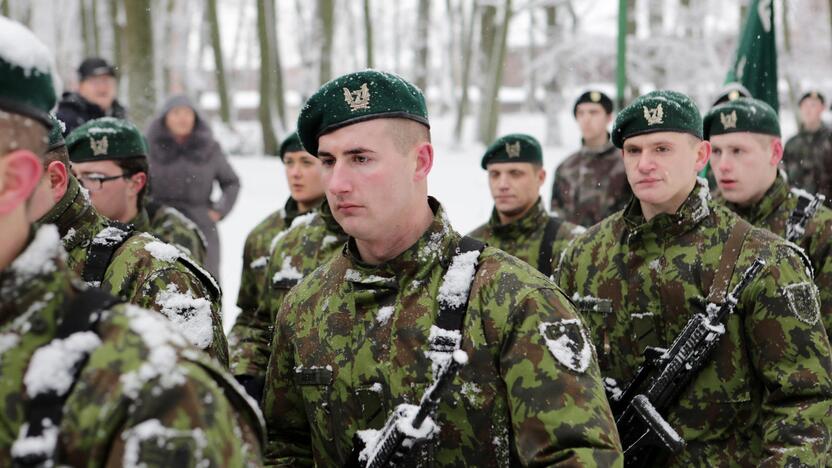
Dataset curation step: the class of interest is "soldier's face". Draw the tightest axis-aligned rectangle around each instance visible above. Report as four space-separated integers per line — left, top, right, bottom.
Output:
318 119 432 243
71 159 144 223
621 132 710 219
78 75 117 112
575 103 611 141
283 150 324 211
487 162 545 223
799 97 824 128
710 132 781 206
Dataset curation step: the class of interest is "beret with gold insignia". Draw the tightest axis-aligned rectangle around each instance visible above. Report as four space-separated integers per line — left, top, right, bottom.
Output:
481 133 543 169
66 117 148 163
712 82 752 107
279 131 304 161
297 70 429 156
703 97 780 140
611 90 702 148
573 90 613 116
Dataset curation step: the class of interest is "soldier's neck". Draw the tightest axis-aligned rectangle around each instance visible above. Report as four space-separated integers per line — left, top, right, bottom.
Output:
0 217 29 272
640 178 696 222
297 196 324 213
803 120 822 132
116 202 139 224
497 201 536 225
583 133 609 150
354 202 434 266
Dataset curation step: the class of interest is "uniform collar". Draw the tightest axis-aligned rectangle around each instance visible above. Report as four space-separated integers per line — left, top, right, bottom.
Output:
721 173 788 225
345 196 458 287
35 176 102 252
489 197 548 239
283 197 300 226
623 178 711 239
320 199 346 237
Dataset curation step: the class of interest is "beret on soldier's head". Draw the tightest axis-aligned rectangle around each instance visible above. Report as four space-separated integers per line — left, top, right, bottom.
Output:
799 90 825 106
481 133 543 169
279 131 304 161
67 117 148 163
612 90 703 148
0 16 57 129
297 70 430 156
573 90 613 116
712 82 752 107
47 114 66 151
703 97 780 140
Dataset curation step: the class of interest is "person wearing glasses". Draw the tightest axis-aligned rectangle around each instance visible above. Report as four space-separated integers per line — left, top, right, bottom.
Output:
28 116 229 366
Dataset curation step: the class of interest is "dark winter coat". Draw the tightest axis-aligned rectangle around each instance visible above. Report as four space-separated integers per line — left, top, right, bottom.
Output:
145 95 240 278
55 91 127 135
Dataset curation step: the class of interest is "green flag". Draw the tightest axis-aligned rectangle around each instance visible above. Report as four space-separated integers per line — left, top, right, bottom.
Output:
725 0 778 113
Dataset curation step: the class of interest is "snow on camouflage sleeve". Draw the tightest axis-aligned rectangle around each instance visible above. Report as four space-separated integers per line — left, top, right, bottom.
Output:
230 203 348 381
262 200 622 467
556 184 832 466
148 205 209 267
467 197 584 276
0 226 263 466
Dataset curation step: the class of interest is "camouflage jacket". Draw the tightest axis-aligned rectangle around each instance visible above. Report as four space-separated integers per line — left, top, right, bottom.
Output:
130 201 208 267
0 225 263 466
236 198 302 316
550 140 632 227
556 179 832 466
229 200 347 382
782 123 832 202
720 174 832 337
262 197 623 467
36 176 229 367
467 197 584 276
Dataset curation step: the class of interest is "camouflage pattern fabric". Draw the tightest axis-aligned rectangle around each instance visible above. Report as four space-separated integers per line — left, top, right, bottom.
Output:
229 200 347 381
782 124 832 202
130 204 208 267
235 198 301 316
720 173 832 337
262 197 623 467
556 179 832 466
550 140 632 227
35 176 229 367
467 197 585 275
0 225 263 466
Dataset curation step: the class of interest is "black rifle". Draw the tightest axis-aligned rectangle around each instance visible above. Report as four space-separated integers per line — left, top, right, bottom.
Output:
346 354 465 468
611 259 765 467
786 193 825 242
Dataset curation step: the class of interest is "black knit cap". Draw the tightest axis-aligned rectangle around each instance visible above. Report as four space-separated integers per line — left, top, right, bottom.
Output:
573 90 613 116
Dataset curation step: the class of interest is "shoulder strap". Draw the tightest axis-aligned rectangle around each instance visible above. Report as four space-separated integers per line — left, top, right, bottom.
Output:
537 216 564 277
786 191 825 242
13 288 120 467
82 221 135 286
706 219 752 305
430 236 487 353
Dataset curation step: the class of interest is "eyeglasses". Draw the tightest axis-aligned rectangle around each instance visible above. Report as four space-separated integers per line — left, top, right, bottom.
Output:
76 172 133 192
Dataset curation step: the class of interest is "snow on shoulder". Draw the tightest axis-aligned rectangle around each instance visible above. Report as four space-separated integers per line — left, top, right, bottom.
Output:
155 284 214 349
9 224 63 281
144 239 182 263
0 16 53 76
24 331 102 397
437 249 482 309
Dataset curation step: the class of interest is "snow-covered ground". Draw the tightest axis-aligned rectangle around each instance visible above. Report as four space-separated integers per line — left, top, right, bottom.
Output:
217 113 579 332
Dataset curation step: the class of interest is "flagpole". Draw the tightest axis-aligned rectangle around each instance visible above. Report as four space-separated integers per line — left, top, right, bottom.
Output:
616 0 627 110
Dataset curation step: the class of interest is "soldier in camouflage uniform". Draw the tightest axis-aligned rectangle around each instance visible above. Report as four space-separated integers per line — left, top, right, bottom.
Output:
0 18 263 465
233 132 324 358
557 90 832 465
707 97 832 338
66 117 207 264
261 70 622 466
469 133 584 277
782 91 832 201
230 199 347 401
28 119 228 366
551 90 631 227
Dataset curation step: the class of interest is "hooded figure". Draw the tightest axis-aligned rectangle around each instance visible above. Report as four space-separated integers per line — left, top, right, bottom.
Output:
145 94 240 278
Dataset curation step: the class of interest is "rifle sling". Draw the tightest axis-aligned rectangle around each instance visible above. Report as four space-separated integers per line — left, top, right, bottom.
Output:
706 219 752 305
537 217 563 278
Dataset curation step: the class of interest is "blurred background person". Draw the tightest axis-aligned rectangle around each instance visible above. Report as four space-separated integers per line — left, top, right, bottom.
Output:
56 57 126 135
145 94 239 279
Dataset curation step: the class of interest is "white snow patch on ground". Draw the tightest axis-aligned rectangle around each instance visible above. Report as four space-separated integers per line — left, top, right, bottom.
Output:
24 331 101 396
155 284 214 349
144 240 181 262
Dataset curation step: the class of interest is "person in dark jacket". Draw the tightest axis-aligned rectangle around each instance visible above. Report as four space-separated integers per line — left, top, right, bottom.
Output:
55 57 127 135
145 94 240 279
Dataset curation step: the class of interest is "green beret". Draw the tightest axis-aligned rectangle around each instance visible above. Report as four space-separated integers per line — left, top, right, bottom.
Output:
66 117 148 163
612 90 702 148
0 16 57 128
481 133 542 169
703 97 780 140
279 131 304 161
297 70 429 156
47 114 66 151
573 90 613 116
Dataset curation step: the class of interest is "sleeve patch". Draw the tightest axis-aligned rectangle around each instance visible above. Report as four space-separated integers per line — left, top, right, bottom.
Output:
783 282 821 325
538 319 592 373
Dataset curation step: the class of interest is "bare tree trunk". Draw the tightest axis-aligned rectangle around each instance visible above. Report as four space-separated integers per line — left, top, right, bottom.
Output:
525 7 537 111
829 0 832 55
480 0 512 144
479 4 498 79
414 0 431 91
318 0 334 84
80 0 93 57
544 5 563 146
363 0 374 68
257 0 279 155
124 0 156 130
453 1 478 141
271 0 287 128
781 0 800 127
91 0 101 56
1 0 9 17
207 0 232 125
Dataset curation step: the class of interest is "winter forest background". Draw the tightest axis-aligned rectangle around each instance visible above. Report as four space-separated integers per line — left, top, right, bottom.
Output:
7 0 832 329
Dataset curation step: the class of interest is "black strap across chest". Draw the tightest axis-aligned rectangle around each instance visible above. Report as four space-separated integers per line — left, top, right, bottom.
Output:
82 221 135 285
537 216 563 278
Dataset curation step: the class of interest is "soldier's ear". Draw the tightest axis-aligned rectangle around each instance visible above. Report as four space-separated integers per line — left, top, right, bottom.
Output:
769 138 784 166
0 150 44 215
413 142 433 182
694 140 711 172
44 161 69 203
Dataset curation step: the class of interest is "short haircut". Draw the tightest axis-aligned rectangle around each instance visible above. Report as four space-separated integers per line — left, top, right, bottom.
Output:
386 118 431 155
113 156 150 210
0 114 48 158
43 145 70 168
